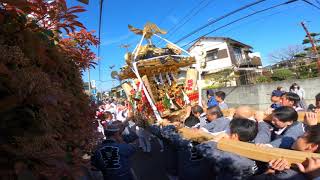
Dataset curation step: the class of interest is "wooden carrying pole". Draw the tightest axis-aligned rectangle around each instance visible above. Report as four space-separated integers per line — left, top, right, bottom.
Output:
177 127 320 164
218 139 320 165
220 109 320 123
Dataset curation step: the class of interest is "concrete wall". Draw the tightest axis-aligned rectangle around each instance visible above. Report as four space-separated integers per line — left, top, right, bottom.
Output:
205 77 320 110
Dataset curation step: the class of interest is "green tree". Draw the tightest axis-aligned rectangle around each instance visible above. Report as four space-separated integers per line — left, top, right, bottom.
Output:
271 69 294 81
301 32 320 57
296 62 318 79
255 76 272 83
205 68 237 87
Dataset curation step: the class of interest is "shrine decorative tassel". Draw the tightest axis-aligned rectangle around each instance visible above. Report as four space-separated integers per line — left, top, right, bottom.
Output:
182 90 190 105
166 72 172 86
170 72 177 82
159 73 164 85
153 75 160 85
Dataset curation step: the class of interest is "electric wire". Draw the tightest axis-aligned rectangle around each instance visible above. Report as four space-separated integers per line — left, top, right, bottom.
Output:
181 0 299 48
175 0 268 44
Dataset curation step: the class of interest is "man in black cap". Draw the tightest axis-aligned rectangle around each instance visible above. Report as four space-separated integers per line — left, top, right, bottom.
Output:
91 121 138 180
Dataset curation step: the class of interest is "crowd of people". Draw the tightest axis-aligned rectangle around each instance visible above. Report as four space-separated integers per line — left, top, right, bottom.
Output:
91 82 320 180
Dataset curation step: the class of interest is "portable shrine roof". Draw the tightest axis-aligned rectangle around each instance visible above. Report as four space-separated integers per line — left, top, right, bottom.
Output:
119 56 195 80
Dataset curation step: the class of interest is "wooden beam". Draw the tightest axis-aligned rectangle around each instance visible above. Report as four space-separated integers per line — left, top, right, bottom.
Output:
217 139 320 164
221 109 320 123
177 127 320 164
178 127 215 142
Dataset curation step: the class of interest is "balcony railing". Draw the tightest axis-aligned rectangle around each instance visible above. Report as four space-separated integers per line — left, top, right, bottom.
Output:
236 57 262 67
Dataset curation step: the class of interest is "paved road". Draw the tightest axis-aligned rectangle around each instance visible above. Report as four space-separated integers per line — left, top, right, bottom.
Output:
130 138 169 180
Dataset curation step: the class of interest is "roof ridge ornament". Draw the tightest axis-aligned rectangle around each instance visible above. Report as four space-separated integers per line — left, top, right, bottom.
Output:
128 22 167 41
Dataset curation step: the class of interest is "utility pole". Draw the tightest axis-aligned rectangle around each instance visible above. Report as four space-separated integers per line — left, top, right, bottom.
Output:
301 22 320 73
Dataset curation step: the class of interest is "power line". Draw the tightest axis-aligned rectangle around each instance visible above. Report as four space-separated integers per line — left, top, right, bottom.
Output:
215 12 280 38
215 3 302 38
162 0 216 45
152 1 182 46
155 0 208 46
302 0 320 10
315 0 320 6
182 0 299 48
175 0 268 44
158 4 179 27
166 0 208 36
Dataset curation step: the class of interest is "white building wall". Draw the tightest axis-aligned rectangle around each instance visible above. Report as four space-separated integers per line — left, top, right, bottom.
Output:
189 39 233 73
249 52 261 58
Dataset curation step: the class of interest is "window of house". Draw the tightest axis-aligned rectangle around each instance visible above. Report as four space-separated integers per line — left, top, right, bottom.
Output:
206 49 219 61
233 47 243 62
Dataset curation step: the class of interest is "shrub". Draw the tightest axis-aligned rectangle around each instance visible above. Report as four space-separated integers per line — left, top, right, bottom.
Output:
255 76 272 83
271 69 294 81
203 84 223 90
296 62 318 79
0 1 99 178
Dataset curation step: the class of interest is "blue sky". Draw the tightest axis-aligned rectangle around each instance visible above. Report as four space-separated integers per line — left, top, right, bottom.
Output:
67 0 320 91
